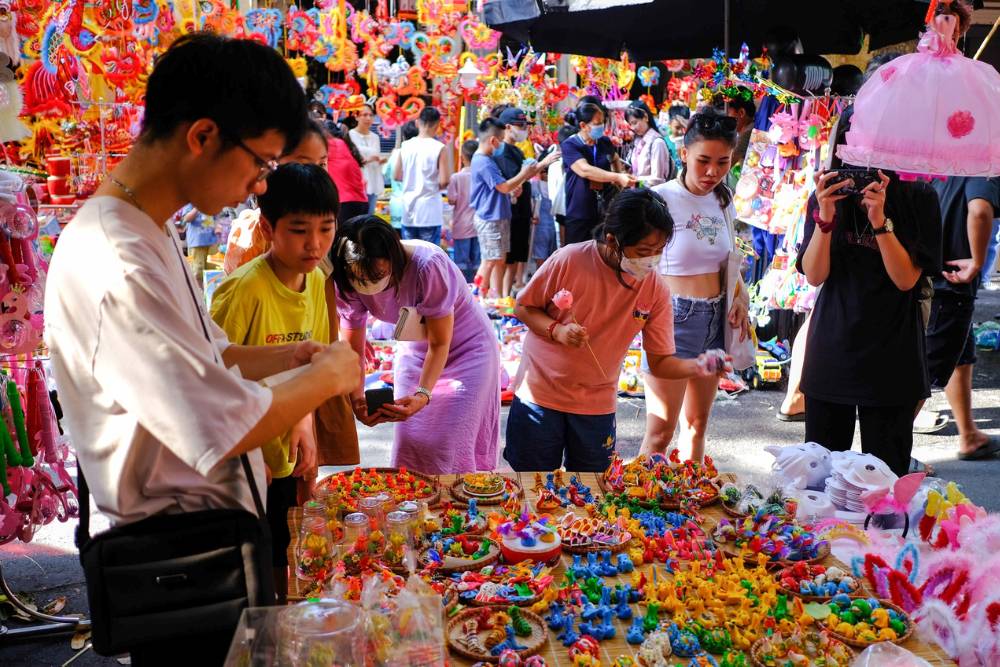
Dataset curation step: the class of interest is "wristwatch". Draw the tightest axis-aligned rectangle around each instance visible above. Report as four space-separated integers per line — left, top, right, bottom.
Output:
415 387 432 404
873 217 894 236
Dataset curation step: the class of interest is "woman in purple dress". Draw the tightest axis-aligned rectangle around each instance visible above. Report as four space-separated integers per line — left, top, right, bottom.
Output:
331 216 500 474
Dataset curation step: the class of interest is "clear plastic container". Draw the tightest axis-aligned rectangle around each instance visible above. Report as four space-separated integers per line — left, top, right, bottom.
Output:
358 495 385 531
383 511 412 568
295 516 335 582
343 512 369 544
277 601 363 666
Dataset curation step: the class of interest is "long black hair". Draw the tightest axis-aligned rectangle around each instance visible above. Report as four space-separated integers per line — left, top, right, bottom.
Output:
331 215 408 294
328 122 364 167
624 100 656 127
594 188 674 288
680 108 739 208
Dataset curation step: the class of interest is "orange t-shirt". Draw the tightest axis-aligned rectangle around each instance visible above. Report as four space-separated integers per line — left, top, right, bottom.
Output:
514 241 675 415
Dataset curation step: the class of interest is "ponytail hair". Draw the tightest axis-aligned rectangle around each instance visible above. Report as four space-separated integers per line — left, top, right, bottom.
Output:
680 109 739 208
565 102 604 130
594 188 674 288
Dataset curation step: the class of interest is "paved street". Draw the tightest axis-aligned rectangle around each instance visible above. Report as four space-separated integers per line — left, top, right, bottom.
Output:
3 290 999 665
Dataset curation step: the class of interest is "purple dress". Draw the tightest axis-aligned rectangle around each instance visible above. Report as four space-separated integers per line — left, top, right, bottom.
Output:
337 241 500 473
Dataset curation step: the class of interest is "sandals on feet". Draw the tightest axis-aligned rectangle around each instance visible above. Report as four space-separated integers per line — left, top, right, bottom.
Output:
957 436 1000 461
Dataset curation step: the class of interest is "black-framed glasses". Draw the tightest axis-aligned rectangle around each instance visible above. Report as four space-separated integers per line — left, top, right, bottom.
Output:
229 136 279 182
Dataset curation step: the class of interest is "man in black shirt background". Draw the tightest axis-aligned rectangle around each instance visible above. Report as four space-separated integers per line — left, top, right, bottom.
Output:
924 176 1000 460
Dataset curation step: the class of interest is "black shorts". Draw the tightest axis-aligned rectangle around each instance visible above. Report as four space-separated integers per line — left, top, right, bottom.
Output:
266 475 298 567
506 215 531 264
925 292 976 388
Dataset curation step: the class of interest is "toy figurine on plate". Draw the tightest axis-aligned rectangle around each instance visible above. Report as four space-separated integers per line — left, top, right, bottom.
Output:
559 514 631 553
602 451 720 510
498 511 562 564
774 563 860 600
320 466 438 512
720 483 796 519
751 628 854 666
465 472 506 498
712 514 829 564
452 562 554 606
422 533 501 572
437 499 489 536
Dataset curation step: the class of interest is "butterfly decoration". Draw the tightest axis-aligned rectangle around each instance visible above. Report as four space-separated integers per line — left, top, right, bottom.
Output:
383 19 416 50
285 8 318 53
458 14 499 50
348 8 377 44
638 65 659 87
244 8 283 49
664 59 687 72
375 94 425 130
411 32 457 67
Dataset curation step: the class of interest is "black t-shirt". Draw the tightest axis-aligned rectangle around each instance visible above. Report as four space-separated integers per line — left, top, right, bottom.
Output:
492 142 532 222
931 177 1000 297
560 134 615 223
795 184 942 406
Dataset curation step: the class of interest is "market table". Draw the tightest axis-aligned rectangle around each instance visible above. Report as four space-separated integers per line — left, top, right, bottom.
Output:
288 472 955 666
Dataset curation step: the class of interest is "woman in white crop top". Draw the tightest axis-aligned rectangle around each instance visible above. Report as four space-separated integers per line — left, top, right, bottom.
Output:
642 110 751 463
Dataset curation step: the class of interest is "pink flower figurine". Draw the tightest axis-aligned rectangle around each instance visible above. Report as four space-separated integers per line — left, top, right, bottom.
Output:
552 289 573 310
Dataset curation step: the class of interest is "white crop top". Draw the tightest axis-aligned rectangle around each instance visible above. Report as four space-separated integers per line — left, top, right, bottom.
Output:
652 179 734 276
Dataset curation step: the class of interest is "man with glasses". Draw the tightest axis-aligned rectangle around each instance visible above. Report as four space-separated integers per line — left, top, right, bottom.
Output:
45 34 359 664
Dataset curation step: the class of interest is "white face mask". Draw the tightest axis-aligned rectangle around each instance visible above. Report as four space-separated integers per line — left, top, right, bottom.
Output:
511 127 528 142
351 275 391 295
620 254 660 280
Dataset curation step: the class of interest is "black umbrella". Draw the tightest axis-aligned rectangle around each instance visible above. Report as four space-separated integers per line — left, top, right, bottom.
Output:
485 0 982 60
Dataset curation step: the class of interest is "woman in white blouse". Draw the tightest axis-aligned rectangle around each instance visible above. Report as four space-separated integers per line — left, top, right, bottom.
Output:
349 105 386 214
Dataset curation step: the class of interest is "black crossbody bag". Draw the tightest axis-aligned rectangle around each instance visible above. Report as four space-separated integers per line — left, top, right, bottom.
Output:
75 226 274 656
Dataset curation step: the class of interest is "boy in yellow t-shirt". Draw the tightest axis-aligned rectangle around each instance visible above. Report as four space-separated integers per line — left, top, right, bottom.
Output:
210 163 338 602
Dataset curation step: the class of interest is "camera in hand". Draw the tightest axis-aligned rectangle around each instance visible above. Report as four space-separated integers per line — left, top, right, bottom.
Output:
829 168 879 195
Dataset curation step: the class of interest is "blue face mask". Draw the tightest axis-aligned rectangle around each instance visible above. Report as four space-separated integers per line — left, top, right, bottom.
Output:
495 142 506 156
588 125 605 140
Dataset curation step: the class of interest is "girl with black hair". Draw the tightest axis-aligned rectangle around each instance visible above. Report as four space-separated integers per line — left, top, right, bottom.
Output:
331 216 500 474
796 110 941 477
626 101 673 186
504 188 722 472
642 109 751 463
560 103 637 244
326 122 369 222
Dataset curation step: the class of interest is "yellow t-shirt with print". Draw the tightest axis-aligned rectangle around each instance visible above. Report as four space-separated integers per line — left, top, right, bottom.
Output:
210 255 330 479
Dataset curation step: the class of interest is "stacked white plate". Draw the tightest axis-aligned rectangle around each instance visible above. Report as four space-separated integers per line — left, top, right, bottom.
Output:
825 451 898 523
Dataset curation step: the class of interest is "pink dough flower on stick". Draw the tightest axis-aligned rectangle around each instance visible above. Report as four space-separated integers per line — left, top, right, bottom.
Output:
551 288 605 377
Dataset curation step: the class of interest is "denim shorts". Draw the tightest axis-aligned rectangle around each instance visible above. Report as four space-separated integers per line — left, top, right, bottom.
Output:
642 294 726 372
503 397 616 472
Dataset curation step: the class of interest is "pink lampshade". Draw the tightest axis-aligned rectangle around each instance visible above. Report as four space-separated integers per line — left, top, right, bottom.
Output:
837 15 1000 178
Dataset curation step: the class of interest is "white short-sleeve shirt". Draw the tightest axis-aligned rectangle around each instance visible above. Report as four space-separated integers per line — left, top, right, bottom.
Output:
44 197 273 526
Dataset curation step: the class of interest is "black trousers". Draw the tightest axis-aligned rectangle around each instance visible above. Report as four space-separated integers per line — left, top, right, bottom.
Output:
804 396 918 477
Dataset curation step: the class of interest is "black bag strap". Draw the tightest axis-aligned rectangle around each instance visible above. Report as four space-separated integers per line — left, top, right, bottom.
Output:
75 222 268 548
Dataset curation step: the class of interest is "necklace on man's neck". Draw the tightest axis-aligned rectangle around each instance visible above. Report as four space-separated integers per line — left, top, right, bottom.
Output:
108 177 145 214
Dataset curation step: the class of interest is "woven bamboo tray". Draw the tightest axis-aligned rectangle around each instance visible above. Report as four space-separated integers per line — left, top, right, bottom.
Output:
446 605 548 663
825 598 914 648
750 632 855 667
449 476 524 506
419 538 501 573
318 466 441 513
597 472 721 509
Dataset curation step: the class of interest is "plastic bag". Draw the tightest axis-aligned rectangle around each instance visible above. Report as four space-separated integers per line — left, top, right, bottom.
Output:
851 642 932 667
358 557 445 667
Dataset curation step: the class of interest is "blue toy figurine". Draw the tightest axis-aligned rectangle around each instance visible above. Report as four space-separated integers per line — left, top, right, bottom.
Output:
546 602 564 630
627 616 646 644
557 613 580 647
615 593 633 620
490 625 528 656
616 553 634 574
468 498 478 519
600 608 617 639
598 550 618 577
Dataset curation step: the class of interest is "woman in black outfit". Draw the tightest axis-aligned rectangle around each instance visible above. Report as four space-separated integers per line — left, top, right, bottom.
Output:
796 110 941 476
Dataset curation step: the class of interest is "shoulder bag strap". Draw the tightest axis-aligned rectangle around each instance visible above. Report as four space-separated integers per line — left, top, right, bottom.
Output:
166 224 267 523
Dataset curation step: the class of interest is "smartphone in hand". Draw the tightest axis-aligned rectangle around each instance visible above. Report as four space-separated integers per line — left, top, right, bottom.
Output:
829 168 880 195
365 387 394 415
